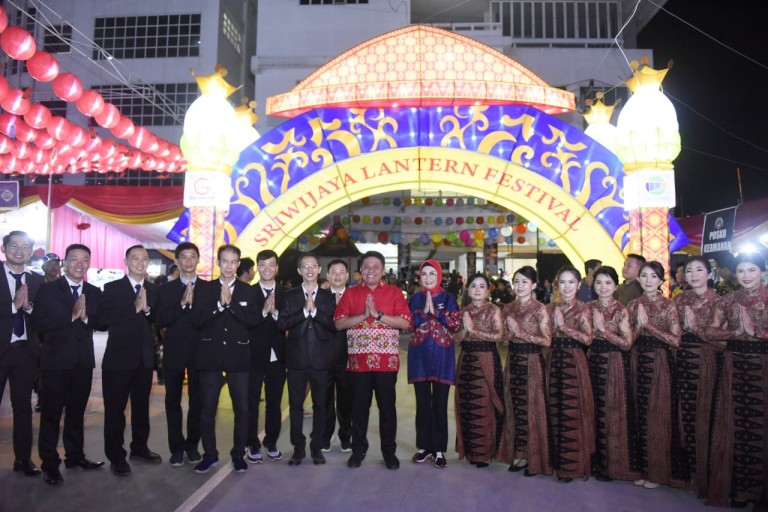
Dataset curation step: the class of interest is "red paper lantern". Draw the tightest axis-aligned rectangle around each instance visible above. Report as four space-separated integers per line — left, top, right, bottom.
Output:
112 117 134 139
31 147 49 164
0 88 31 115
13 119 36 143
23 104 52 130
68 125 87 147
0 6 9 34
100 139 117 159
0 26 36 60
12 141 30 159
52 73 83 102
94 102 120 129
47 116 72 141
130 126 155 152
515 223 527 234
153 139 170 158
0 75 8 101
0 134 11 154
26 51 59 82
378 232 389 243
84 134 102 153
0 112 15 136
34 130 56 149
75 89 105 117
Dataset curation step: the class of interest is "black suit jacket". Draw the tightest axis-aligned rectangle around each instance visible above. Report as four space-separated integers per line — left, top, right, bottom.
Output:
0 261 43 358
156 278 206 370
191 279 258 372
249 282 287 369
277 286 336 371
98 276 157 371
32 277 106 370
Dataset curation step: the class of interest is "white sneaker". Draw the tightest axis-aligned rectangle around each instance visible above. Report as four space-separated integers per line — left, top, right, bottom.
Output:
245 446 263 464
633 479 646 486
643 481 660 489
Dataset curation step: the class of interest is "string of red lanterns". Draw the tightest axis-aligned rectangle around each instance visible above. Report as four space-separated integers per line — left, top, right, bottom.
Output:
0 6 187 175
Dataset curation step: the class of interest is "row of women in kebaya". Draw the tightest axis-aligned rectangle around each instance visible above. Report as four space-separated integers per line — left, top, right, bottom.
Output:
406 253 767 509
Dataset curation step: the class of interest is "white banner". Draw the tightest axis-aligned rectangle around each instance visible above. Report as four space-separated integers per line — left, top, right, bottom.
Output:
183 172 231 210
623 170 676 210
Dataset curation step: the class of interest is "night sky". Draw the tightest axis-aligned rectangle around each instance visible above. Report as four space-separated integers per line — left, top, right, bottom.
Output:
639 0 768 216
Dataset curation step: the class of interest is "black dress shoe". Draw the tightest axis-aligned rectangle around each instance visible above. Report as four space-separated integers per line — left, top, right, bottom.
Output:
129 449 162 464
64 458 105 470
110 461 131 476
383 454 400 470
13 460 41 476
287 447 305 466
347 452 365 468
42 467 63 485
557 477 573 483
311 450 326 465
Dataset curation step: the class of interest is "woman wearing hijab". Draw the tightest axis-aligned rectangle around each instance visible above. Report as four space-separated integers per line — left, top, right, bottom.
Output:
408 260 461 468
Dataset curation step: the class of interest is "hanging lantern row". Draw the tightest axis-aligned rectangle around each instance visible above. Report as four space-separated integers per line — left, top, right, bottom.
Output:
358 196 494 208
300 228 558 249
0 10 186 174
329 213 538 230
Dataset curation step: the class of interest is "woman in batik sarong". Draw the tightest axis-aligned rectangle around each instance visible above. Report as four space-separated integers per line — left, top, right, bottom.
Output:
408 260 461 469
588 266 641 482
708 252 768 508
672 256 729 498
628 261 687 490
501 266 553 477
545 265 594 483
454 273 504 468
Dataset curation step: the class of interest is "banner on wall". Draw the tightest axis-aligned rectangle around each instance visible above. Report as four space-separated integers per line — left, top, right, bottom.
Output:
701 206 738 258
0 182 19 210
484 243 498 275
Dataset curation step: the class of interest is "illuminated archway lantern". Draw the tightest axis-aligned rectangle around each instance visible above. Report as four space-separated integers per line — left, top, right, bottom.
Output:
181 66 260 278
615 58 680 282
583 92 617 152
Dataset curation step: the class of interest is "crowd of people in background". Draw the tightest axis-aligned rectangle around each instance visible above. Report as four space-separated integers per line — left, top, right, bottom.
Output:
1 228 766 509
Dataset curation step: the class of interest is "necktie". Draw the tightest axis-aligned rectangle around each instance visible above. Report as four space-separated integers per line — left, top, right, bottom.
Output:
10 272 24 337
135 283 142 297
71 285 79 301
264 287 272 297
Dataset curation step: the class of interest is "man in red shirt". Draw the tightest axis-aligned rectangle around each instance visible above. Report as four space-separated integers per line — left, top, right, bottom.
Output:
334 251 410 470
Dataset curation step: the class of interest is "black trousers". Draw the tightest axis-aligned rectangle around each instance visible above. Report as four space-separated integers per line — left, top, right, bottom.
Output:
102 367 153 463
247 361 286 450
413 381 450 453
287 368 327 451
199 370 249 459
324 365 352 446
0 342 36 462
164 366 201 456
349 371 397 456
38 367 93 469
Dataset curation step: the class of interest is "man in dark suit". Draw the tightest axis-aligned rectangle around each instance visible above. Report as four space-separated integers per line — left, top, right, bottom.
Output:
33 243 107 485
277 253 336 466
191 244 258 474
98 245 161 476
322 258 352 453
156 242 204 467
245 249 286 464
0 230 43 477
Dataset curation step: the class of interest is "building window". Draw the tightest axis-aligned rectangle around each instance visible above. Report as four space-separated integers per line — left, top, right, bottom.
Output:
93 14 201 60
40 100 68 118
299 0 368 4
43 24 73 53
84 169 185 186
92 83 197 126
221 12 242 55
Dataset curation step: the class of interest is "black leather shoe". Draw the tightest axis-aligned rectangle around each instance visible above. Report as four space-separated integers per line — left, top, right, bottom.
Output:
64 458 105 470
347 452 365 468
311 450 326 465
13 460 41 476
557 477 573 483
110 461 131 476
287 447 305 466
129 449 162 464
383 454 400 470
42 467 63 485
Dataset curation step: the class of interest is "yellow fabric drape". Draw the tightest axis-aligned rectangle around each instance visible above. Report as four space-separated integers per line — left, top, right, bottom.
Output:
68 199 184 225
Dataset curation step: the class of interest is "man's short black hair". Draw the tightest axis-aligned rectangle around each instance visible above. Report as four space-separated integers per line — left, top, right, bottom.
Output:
2 230 33 247
125 245 146 258
256 249 278 263
65 244 91 258
361 251 385 267
217 244 241 260
327 258 347 271
174 242 199 259
237 257 255 277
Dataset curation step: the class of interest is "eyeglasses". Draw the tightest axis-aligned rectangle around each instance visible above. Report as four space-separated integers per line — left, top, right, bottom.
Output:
300 264 319 270
6 244 31 251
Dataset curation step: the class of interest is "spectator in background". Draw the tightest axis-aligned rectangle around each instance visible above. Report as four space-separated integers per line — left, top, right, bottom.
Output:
713 253 740 296
349 270 362 287
42 256 62 283
237 257 256 285
576 259 601 303
670 262 690 298
167 264 180 282
615 254 646 306
491 279 514 305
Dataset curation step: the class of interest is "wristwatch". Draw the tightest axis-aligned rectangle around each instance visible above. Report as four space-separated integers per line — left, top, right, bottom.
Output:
376 311 383 321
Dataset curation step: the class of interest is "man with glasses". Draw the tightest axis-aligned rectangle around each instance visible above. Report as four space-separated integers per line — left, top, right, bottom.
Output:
0 231 43 476
334 251 410 470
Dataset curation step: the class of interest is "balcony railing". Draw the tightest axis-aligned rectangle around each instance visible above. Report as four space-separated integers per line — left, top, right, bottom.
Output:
430 0 623 48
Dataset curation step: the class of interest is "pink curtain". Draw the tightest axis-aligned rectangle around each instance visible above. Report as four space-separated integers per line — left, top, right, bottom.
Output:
51 205 141 270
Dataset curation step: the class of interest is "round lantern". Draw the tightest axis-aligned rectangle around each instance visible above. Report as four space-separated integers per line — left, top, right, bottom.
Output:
26 51 59 82
94 102 120 129
68 125 87 147
0 26 36 60
34 131 55 149
52 73 83 102
500 226 513 237
352 214 360 223
129 126 155 152
76 90 105 117
0 75 8 101
112 117 134 139
425 198 433 206
456 217 464 225
431 232 442 244
445 198 454 206
0 112 15 136
0 6 8 34
474 230 484 240
419 234 430 245
0 134 11 154
517 236 526 244
23 104 52 130
336 228 348 240
445 217 453 226
0 88 31 115
378 232 389 243
47 116 71 141
414 217 422 225
373 216 381 225
476 216 484 225
515 223 527 234
13 119 36 143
